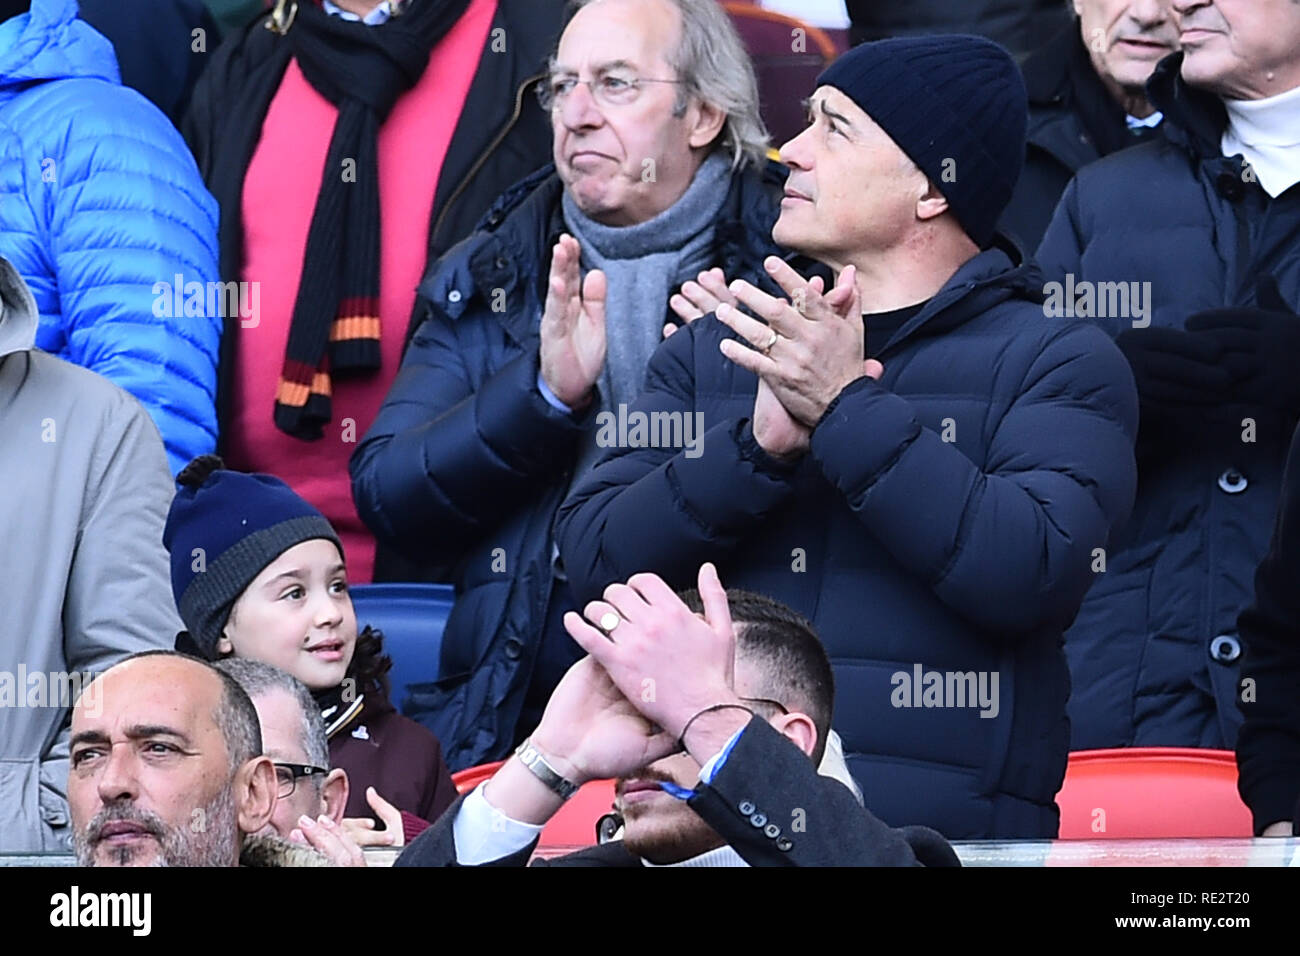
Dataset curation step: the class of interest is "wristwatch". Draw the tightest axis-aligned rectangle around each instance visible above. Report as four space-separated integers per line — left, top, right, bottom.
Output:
514 738 580 800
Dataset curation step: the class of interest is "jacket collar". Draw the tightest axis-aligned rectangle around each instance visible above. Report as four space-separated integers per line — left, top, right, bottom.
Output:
879 234 1046 356
1021 21 1086 107
240 833 333 867
1147 52 1230 160
1022 22 1140 164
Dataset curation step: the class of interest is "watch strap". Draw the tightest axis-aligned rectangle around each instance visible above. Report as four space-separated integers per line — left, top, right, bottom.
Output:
514 738 580 800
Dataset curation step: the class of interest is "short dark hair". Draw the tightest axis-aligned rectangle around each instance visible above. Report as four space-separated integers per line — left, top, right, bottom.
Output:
112 650 263 772
679 588 834 764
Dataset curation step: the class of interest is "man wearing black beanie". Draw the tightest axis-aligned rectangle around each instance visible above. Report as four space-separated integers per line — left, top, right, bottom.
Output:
557 36 1140 840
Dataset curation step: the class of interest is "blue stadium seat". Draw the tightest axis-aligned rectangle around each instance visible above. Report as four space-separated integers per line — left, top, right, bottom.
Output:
349 583 455 715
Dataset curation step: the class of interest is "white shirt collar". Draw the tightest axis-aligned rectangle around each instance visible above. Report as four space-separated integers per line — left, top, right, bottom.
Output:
322 0 395 26
1222 82 1300 198
1125 111 1164 130
641 844 750 868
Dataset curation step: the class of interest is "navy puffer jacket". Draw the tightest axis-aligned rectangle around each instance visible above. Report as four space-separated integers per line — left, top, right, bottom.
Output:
351 160 811 770
1037 54 1300 750
555 243 1138 839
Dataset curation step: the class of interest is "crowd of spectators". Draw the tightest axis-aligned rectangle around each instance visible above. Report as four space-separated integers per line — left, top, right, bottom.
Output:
3 0 1300 865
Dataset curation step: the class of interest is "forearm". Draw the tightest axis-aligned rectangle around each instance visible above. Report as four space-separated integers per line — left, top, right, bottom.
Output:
480 750 572 827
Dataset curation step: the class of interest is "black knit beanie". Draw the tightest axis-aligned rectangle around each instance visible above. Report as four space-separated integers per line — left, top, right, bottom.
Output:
816 35 1028 247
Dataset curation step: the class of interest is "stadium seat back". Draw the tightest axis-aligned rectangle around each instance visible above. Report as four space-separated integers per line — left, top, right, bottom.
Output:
1056 748 1253 839
723 2 838 148
349 582 455 715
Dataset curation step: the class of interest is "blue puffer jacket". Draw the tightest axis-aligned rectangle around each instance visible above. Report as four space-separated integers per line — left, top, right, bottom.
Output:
1037 54 1300 750
0 0 220 474
555 244 1139 840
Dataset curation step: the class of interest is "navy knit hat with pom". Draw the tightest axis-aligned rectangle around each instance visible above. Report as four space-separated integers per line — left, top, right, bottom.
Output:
816 35 1028 247
164 455 343 659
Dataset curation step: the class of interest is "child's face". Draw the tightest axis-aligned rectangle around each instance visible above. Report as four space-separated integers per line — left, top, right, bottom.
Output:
219 539 357 690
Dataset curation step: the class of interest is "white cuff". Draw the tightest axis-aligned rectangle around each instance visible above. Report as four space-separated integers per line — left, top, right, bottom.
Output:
452 782 546 865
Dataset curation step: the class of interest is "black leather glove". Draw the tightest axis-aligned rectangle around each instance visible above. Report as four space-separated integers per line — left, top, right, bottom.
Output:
1185 276 1300 413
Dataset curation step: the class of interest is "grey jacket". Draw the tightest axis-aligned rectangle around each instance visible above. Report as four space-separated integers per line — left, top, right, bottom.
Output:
0 258 178 852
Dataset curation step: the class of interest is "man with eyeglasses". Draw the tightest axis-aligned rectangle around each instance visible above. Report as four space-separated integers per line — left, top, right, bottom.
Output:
218 658 423 865
353 0 822 773
397 565 958 867
68 652 331 867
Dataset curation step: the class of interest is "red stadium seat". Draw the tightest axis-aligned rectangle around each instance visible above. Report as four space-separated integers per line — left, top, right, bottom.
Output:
452 761 617 849
1056 748 1253 839
451 760 505 794
538 779 617 848
723 3 839 147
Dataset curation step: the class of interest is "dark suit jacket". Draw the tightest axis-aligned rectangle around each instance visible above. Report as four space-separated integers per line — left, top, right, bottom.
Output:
396 718 960 867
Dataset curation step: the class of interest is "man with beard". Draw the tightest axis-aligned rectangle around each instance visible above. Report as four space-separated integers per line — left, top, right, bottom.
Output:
395 565 958 867
68 652 325 867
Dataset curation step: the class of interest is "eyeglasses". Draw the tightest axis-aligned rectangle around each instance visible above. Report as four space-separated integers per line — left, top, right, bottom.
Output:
538 71 687 111
273 762 329 798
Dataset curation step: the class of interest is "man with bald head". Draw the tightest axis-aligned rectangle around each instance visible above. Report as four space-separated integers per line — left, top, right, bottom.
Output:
67 651 283 867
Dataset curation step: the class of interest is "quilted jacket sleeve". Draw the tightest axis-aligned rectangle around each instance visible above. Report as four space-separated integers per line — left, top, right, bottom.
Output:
351 303 593 568
13 80 221 474
810 321 1139 637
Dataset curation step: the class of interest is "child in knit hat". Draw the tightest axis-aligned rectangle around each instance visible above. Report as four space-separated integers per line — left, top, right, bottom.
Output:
163 455 457 842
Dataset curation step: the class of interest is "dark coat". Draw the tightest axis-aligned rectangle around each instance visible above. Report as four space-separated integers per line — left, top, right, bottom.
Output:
180 0 564 444
328 691 458 824
1236 422 1300 834
554 244 1139 840
844 0 1070 59
1037 54 1300 751
77 0 218 126
1001 22 1162 252
395 717 960 867
350 158 820 771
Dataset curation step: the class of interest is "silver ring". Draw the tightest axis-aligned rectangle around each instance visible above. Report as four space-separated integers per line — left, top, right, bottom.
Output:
599 611 621 633
761 329 779 356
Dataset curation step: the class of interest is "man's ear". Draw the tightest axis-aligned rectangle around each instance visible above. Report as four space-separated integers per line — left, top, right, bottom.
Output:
770 711 818 759
321 768 350 824
916 180 949 223
234 756 278 835
687 96 728 151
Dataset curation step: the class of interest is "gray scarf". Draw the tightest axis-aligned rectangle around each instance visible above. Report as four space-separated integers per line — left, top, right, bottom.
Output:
561 152 732 421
